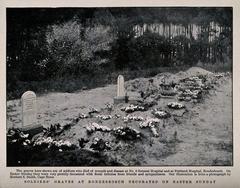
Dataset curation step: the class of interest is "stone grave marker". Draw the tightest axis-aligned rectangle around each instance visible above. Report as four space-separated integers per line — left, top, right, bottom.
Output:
117 75 125 97
21 91 43 135
114 75 128 104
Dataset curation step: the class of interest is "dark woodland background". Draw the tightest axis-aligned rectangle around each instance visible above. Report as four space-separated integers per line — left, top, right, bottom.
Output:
7 8 232 99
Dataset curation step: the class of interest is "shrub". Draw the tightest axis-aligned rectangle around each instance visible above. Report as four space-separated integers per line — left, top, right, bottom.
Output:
46 21 115 77
127 31 171 69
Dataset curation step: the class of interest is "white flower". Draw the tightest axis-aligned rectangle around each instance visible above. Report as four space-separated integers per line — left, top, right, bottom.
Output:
150 127 159 137
20 133 29 138
79 113 88 119
168 102 185 109
139 117 160 137
64 141 72 147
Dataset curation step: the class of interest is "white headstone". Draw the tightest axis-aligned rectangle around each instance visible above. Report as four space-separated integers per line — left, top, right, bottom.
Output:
117 75 125 97
21 91 37 128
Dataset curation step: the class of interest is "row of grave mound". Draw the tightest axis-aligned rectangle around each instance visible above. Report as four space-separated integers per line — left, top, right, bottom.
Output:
6 67 231 165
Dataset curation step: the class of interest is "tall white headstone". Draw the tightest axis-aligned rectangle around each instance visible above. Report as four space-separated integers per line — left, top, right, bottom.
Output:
114 75 128 104
21 91 37 128
117 75 125 97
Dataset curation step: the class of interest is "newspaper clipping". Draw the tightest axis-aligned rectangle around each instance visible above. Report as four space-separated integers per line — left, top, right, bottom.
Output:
1 0 240 187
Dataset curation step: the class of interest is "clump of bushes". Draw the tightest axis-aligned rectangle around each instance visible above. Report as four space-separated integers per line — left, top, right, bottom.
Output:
46 21 115 77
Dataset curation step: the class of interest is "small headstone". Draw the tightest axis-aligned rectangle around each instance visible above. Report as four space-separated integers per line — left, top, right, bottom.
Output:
21 91 43 135
117 75 125 97
114 75 128 104
22 91 37 127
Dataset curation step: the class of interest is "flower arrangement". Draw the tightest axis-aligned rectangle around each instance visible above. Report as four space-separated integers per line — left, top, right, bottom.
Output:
105 103 113 112
88 107 99 114
121 104 145 113
79 113 89 119
139 118 160 137
114 114 121 118
7 128 31 146
90 137 111 151
33 137 75 151
113 126 141 140
152 109 171 119
167 102 185 109
123 115 144 122
85 122 111 133
96 114 112 120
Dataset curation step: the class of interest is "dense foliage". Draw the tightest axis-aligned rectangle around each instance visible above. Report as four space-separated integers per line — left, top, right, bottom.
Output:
45 21 115 77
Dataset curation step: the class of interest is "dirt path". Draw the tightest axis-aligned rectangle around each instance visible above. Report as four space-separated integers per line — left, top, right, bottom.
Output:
160 78 232 165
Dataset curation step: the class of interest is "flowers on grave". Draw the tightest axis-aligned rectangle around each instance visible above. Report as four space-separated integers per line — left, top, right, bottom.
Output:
85 122 111 134
160 90 177 97
33 137 75 150
20 133 29 138
105 103 113 111
123 115 144 122
96 115 112 120
121 104 145 113
150 127 159 137
11 139 17 143
7 129 28 139
160 82 177 96
202 83 213 90
180 76 202 83
167 102 185 109
78 113 89 119
7 128 31 146
152 109 171 119
214 73 224 79
113 126 141 140
114 114 121 118
177 89 202 101
160 83 172 90
23 139 31 145
53 140 72 148
176 75 217 103
33 137 53 147
139 117 160 137
183 89 199 96
179 76 205 89
90 137 111 151
177 96 191 101
88 107 99 114
139 118 160 128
